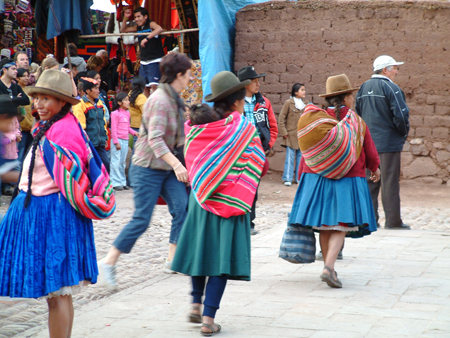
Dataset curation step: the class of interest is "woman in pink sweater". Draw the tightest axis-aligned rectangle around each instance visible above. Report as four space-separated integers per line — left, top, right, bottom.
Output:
110 92 138 190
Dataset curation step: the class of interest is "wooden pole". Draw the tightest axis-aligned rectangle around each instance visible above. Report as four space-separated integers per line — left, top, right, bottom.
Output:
78 28 199 39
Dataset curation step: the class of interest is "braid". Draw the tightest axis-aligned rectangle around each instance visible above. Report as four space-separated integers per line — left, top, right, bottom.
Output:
325 93 347 122
23 103 72 208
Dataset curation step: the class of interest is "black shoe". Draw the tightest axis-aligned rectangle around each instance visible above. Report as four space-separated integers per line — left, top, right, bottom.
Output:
385 223 411 230
377 222 381 228
250 228 258 236
114 186 124 191
123 186 130 190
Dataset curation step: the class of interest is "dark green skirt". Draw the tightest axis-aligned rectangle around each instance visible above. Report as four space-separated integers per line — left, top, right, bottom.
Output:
172 193 251 281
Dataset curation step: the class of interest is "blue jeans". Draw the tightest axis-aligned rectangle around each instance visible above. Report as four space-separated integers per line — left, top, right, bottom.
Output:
95 146 110 173
192 276 228 318
17 131 33 167
110 139 129 188
140 62 161 87
282 146 302 183
113 165 188 253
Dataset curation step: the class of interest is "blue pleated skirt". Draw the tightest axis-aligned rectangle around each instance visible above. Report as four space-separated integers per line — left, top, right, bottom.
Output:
0 191 98 298
289 173 377 238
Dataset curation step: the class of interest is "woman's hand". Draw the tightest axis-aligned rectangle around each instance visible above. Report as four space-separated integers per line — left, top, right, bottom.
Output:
174 163 189 183
16 135 22 142
115 143 121 150
283 135 288 139
61 67 73 80
370 168 380 183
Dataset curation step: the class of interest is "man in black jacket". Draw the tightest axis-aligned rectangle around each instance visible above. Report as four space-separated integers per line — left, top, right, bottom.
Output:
0 59 30 107
355 55 410 230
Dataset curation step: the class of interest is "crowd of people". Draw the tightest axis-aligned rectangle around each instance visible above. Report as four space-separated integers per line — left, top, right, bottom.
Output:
0 6 411 336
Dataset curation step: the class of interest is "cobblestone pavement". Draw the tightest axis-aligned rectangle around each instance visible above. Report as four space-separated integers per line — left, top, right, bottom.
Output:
0 179 449 337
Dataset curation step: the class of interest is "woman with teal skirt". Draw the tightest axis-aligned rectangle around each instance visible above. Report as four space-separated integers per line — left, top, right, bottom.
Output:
290 74 380 289
172 71 266 336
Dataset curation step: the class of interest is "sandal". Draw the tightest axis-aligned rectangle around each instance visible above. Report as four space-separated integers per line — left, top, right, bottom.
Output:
201 323 221 336
189 306 202 323
320 266 342 288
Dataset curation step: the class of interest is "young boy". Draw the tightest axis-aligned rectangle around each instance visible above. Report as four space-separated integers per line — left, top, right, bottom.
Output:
121 7 165 96
73 78 110 172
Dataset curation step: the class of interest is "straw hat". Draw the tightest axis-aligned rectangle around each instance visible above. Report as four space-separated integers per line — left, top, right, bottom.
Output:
26 69 79 105
319 74 359 98
204 71 251 102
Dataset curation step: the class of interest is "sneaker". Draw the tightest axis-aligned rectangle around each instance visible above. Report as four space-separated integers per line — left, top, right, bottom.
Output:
163 259 176 274
284 181 292 186
123 186 130 190
114 186 124 191
98 260 118 292
251 228 258 236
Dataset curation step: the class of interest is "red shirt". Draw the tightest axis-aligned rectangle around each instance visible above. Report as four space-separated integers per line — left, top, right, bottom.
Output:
300 107 380 178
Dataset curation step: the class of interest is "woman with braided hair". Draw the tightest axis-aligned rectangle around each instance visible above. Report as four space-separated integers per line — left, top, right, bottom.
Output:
289 74 380 288
0 69 102 338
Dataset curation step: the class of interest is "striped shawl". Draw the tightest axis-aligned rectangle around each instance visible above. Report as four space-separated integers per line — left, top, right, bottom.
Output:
184 112 265 218
36 120 116 220
297 104 366 179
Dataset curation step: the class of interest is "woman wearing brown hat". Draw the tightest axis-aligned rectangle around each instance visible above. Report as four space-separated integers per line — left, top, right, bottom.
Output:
171 71 266 336
289 74 380 288
0 69 111 337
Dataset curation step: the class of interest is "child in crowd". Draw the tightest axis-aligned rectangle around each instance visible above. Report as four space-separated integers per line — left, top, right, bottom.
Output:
188 103 221 125
73 77 110 172
110 92 138 191
278 83 307 186
77 81 85 99
0 115 21 160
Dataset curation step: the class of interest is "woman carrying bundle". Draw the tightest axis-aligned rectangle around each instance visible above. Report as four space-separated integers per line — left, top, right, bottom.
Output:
172 71 266 336
289 74 380 288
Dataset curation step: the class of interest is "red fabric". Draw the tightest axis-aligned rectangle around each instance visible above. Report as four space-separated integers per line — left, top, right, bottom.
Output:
261 159 269 177
300 107 380 178
145 0 172 30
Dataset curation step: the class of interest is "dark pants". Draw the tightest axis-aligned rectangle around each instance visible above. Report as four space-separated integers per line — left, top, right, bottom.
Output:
250 190 258 229
95 145 110 173
113 165 188 253
366 152 403 228
17 131 33 166
191 276 227 318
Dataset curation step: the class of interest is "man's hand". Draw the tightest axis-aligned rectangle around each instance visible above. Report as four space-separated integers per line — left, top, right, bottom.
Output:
140 38 147 48
370 168 381 183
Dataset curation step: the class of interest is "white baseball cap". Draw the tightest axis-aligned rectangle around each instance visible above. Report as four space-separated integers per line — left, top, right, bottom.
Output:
373 55 404 71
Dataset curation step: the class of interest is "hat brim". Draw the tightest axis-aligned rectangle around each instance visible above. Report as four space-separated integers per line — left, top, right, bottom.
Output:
204 79 251 102
373 61 404 71
318 87 360 98
26 86 80 105
238 73 267 81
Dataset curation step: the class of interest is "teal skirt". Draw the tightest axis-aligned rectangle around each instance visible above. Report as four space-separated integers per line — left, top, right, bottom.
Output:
171 193 251 281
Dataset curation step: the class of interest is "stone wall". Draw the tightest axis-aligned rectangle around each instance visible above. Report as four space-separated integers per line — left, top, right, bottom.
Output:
234 0 450 184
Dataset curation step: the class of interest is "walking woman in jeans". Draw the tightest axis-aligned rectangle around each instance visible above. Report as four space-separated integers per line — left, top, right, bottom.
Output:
172 71 266 336
98 53 191 290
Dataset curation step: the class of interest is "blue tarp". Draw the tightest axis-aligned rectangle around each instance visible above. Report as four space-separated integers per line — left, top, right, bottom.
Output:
198 0 269 101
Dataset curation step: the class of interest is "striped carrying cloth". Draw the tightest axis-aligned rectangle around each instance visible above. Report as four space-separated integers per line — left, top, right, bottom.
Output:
297 104 366 179
37 120 116 220
184 112 265 218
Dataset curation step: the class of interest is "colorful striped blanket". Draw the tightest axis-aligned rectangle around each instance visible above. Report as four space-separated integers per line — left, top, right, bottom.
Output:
36 120 116 220
297 104 366 179
184 112 265 218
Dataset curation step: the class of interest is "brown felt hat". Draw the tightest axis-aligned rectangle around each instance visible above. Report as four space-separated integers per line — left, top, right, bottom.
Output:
26 69 79 105
319 74 359 98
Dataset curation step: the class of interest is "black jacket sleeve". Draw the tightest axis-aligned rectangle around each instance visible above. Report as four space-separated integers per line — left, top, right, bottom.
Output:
13 84 31 106
383 82 410 137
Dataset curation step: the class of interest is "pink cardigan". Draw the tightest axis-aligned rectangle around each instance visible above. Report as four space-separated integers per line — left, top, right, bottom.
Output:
19 113 90 196
1 117 21 160
111 108 137 144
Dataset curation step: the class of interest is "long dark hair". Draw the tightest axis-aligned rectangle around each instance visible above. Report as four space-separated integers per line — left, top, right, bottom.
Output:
112 92 128 112
24 102 72 208
325 93 348 121
129 76 146 107
291 83 305 97
213 88 246 117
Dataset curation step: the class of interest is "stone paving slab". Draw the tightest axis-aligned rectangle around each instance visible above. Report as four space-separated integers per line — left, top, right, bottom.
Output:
14 218 450 338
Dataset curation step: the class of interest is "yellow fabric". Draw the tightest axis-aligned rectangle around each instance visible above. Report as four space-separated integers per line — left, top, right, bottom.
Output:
129 93 147 128
72 99 107 132
19 95 33 132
